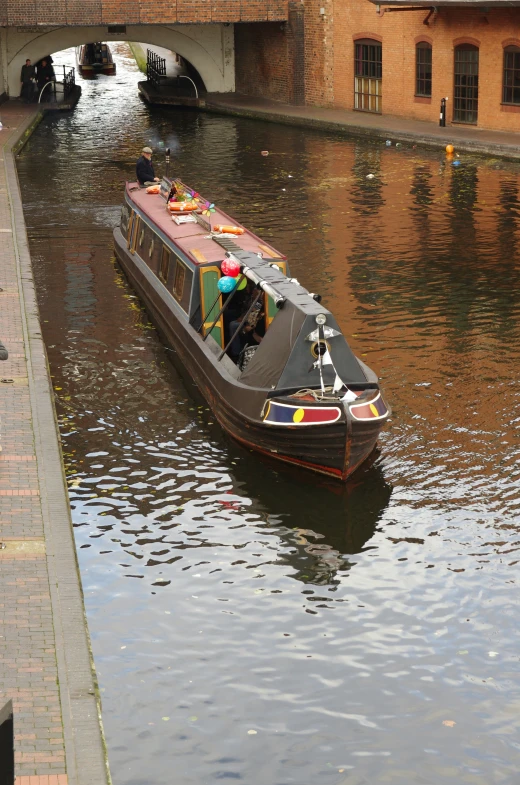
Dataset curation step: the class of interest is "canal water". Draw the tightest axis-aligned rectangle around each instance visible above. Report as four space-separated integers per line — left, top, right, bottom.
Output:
17 45 520 785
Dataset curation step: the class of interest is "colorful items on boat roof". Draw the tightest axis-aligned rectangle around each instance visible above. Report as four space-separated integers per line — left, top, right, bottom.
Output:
217 276 238 293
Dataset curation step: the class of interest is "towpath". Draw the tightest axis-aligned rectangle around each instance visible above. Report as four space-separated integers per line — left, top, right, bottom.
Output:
206 92 520 159
0 101 109 785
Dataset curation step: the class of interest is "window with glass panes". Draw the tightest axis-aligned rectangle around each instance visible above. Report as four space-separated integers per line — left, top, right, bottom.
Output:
503 46 520 105
453 45 479 124
416 42 432 97
354 40 382 113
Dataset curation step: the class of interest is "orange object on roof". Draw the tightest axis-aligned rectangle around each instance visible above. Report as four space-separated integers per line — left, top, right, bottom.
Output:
168 201 199 213
213 225 245 235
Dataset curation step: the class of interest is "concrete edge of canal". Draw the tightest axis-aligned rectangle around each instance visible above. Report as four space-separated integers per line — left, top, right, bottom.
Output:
4 108 111 785
203 95 520 161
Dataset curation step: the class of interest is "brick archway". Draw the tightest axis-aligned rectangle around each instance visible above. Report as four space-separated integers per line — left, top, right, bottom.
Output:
7 24 235 96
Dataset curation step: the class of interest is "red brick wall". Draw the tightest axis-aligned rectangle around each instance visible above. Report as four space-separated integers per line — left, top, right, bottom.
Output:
235 0 336 106
4 0 288 25
235 22 293 102
303 0 334 106
332 2 520 133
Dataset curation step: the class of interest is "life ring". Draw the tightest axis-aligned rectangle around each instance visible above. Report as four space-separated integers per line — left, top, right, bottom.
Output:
213 224 244 235
168 201 199 213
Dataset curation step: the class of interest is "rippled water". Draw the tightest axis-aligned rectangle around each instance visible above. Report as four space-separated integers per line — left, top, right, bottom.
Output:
17 44 520 785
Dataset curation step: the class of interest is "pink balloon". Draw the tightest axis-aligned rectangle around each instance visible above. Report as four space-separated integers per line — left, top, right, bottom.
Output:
221 258 241 277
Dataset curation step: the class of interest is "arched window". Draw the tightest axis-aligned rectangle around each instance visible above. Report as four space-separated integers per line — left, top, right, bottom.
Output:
354 39 382 113
454 44 479 124
416 42 432 97
503 45 520 105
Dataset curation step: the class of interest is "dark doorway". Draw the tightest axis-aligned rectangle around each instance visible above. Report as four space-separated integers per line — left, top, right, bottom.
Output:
0 701 14 785
454 44 479 124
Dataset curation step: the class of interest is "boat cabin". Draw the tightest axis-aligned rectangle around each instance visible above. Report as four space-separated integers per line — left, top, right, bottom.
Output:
121 177 377 396
122 179 290 360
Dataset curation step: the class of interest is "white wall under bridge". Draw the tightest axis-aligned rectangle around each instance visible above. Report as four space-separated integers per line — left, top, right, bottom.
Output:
2 24 235 97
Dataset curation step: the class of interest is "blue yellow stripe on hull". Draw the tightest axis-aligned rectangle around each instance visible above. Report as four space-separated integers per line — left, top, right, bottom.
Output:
349 392 388 421
263 400 342 426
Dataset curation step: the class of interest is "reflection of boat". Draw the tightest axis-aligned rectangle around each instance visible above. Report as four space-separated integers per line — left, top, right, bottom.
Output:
76 43 116 75
113 174 390 481
231 452 392 585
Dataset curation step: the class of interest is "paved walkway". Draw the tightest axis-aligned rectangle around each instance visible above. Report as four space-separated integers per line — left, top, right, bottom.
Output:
0 102 109 785
205 93 520 159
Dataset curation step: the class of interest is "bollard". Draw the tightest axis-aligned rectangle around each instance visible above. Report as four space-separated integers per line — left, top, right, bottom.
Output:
439 97 446 127
439 97 448 127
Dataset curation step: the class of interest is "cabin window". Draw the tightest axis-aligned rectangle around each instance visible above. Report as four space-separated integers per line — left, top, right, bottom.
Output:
128 213 140 253
503 45 520 105
126 211 134 248
173 260 186 301
139 228 145 247
121 206 130 237
160 247 170 284
171 257 193 313
149 238 154 258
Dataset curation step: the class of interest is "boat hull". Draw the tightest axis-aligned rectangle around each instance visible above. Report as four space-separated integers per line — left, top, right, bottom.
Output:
113 228 385 480
78 64 116 75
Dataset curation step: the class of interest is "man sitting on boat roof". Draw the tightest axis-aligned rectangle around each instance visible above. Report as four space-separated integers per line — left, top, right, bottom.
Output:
136 147 160 187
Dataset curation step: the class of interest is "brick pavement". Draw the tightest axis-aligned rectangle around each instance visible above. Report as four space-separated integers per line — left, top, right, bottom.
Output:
0 102 110 785
205 92 520 159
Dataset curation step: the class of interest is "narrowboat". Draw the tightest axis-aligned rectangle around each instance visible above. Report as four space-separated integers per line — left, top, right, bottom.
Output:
113 173 390 480
76 43 116 75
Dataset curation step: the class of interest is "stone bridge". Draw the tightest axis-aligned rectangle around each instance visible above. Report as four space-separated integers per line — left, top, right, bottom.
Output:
0 0 293 98
1 0 328 110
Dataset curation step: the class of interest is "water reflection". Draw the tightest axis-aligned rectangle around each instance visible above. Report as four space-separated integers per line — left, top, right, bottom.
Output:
16 43 520 785
231 456 392 586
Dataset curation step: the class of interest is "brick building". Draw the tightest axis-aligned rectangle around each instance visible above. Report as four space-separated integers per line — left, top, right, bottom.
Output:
3 0 520 133
237 0 520 133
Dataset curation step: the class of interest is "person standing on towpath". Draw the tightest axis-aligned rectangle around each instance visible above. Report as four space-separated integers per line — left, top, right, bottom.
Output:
20 59 36 103
136 146 161 186
36 58 55 102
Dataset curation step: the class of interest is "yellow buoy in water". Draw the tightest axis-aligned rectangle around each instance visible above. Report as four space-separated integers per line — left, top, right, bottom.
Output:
446 144 454 154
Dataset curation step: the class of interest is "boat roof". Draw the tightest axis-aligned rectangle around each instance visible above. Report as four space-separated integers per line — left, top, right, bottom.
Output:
126 182 285 267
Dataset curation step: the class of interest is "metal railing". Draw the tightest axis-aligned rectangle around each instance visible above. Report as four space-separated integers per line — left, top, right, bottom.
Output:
37 66 76 104
63 66 75 99
38 81 56 103
146 49 166 89
178 75 198 99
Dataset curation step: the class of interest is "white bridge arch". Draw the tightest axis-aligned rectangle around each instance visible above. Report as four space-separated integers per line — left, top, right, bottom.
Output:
5 24 235 96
